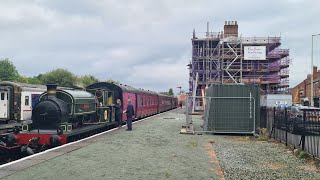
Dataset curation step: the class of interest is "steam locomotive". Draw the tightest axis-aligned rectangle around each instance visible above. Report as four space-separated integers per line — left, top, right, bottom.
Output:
0 82 177 156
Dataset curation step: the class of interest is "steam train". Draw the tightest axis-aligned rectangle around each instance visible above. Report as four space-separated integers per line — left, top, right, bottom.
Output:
0 82 177 155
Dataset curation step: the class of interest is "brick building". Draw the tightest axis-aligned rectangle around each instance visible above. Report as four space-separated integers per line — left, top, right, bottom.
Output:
292 66 320 106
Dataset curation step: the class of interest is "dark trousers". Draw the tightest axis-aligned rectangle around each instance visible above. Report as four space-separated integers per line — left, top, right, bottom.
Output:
126 116 132 130
116 114 122 127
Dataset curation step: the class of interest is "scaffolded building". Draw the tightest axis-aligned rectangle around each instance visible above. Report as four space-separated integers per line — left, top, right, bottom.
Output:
189 21 290 108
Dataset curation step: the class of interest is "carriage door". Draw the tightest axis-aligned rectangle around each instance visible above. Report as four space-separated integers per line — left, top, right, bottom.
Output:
21 92 32 120
0 91 9 118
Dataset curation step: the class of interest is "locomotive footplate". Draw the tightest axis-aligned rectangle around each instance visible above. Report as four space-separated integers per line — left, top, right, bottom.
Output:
65 121 117 140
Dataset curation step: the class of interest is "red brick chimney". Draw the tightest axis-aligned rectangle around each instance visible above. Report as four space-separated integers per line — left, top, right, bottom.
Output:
224 21 238 37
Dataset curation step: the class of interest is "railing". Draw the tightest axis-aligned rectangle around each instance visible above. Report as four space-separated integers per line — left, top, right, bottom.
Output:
242 37 281 44
280 57 290 66
267 49 289 60
280 69 289 75
266 108 320 159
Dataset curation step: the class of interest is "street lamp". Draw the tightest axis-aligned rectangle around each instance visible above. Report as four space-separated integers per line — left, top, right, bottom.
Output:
311 34 320 107
176 86 182 94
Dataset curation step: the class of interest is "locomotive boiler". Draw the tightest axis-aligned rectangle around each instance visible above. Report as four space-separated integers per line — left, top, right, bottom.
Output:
32 84 97 132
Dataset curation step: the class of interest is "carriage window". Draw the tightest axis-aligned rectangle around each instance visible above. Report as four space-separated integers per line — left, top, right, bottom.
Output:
108 92 113 105
25 96 29 106
141 97 144 106
96 90 103 106
104 91 108 105
0 93 4 100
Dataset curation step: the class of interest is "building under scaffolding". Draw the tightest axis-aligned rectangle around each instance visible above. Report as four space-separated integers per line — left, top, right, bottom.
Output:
189 21 290 110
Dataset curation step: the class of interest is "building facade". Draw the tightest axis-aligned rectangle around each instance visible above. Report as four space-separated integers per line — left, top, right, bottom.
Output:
292 66 320 106
189 21 290 108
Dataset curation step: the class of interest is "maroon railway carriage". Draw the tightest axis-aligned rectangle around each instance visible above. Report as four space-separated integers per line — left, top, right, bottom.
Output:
158 94 174 112
86 82 158 122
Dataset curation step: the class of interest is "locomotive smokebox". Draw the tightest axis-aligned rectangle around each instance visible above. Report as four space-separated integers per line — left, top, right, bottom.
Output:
46 84 58 97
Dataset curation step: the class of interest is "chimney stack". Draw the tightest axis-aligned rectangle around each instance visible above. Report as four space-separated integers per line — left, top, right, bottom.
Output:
46 84 58 97
224 20 238 37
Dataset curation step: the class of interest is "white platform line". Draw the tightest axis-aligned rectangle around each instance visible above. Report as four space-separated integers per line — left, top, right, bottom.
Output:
0 109 175 169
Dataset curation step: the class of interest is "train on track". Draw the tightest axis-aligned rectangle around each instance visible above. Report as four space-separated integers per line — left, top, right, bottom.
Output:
0 82 177 157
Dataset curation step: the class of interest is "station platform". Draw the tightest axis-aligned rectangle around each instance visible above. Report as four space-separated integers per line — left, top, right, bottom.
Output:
0 108 222 180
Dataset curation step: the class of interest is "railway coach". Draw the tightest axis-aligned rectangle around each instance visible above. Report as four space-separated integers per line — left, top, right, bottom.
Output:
86 82 159 123
0 81 46 123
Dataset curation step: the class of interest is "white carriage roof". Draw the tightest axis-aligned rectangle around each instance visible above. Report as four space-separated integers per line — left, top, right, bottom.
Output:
0 81 46 90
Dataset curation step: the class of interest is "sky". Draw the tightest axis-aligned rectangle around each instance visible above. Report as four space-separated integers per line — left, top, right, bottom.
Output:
1 0 320 94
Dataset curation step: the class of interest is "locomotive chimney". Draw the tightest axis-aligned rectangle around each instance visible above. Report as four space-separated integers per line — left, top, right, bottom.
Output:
46 84 58 97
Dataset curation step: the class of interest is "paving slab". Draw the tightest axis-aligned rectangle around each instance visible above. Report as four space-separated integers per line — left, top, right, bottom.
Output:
50 145 82 153
0 170 15 179
29 151 65 161
1 159 45 172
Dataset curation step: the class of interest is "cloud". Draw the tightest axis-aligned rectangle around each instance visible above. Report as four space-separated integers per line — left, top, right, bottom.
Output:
0 0 320 94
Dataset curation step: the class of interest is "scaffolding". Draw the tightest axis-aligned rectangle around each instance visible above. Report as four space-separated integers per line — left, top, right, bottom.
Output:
189 21 290 109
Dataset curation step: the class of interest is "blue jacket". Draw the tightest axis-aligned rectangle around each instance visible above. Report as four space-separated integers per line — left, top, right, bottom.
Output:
126 103 134 117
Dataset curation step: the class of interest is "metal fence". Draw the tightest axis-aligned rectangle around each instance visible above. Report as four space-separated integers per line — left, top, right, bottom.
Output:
184 95 257 134
267 107 320 159
207 97 256 134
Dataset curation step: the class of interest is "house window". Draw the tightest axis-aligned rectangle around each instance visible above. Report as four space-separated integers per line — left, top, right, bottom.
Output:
0 93 4 100
25 96 29 106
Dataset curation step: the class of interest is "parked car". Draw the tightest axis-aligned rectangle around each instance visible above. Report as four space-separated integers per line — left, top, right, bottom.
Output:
286 106 320 134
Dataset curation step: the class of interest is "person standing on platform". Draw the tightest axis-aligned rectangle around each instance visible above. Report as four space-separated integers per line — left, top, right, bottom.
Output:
124 99 134 131
114 99 122 128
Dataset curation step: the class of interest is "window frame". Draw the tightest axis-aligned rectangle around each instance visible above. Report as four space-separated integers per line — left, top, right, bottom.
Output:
25 96 30 106
0 93 4 101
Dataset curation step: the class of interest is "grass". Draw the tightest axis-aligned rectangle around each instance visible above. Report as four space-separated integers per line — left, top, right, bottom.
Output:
256 128 269 141
298 151 307 159
164 170 171 178
188 140 198 148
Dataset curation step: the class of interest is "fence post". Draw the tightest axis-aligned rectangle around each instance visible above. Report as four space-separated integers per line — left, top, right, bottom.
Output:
285 107 288 146
302 111 306 151
273 107 276 139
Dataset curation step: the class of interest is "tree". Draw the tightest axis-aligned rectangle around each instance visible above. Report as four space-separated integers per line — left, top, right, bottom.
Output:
78 75 99 88
104 79 119 84
16 75 42 84
40 68 77 87
0 58 19 81
159 92 169 95
168 88 174 96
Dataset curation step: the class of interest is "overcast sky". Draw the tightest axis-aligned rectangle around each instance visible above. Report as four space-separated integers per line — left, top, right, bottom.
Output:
1 0 320 93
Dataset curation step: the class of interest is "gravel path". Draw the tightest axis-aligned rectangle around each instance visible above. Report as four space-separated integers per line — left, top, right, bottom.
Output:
213 137 320 180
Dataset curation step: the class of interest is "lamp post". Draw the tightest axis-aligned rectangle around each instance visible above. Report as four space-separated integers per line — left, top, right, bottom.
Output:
177 86 182 94
311 34 320 107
